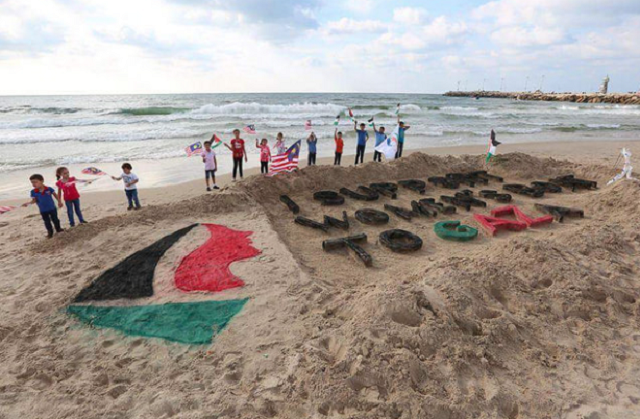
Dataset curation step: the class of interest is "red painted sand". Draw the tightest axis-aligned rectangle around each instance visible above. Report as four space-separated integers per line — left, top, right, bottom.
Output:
175 224 260 293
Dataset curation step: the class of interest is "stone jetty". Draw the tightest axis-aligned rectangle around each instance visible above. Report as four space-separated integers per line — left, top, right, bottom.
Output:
444 90 640 105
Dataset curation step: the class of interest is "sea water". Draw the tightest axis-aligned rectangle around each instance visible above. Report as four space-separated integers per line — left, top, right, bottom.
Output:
1 93 639 199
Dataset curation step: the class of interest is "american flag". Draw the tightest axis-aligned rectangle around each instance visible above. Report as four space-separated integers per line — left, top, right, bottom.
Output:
243 125 256 134
185 142 203 157
304 120 312 130
81 167 107 175
268 140 301 176
0 206 15 215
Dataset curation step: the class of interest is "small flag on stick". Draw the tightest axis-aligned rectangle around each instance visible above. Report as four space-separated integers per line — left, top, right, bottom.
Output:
395 103 401 116
348 108 355 123
185 142 203 157
81 167 107 176
304 120 312 130
368 117 374 127
334 114 340 126
0 206 16 215
211 134 222 148
243 124 256 134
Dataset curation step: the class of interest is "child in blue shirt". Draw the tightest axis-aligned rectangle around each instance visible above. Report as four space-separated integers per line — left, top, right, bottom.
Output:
354 122 369 165
396 116 411 158
22 174 64 238
307 132 318 166
372 121 387 162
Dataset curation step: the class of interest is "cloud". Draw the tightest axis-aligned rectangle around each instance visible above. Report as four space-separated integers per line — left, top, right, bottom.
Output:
324 18 387 35
393 7 427 25
344 0 374 14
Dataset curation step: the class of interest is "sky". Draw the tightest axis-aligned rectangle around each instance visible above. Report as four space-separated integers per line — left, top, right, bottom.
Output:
1 0 640 95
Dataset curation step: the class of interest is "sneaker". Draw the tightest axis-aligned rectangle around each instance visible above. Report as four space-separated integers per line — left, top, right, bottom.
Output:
80 220 88 224
127 206 133 211
70 224 75 228
134 206 141 211
47 231 54 239
56 228 64 233
207 187 212 192
213 185 220 190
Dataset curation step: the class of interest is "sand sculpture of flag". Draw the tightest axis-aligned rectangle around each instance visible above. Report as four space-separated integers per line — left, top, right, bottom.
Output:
375 125 399 160
67 223 260 345
486 129 501 163
243 124 256 134
185 142 203 157
269 140 302 175
304 120 312 131
81 167 107 176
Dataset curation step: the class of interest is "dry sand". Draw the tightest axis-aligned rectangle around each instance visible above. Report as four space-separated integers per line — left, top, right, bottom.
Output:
1 140 640 419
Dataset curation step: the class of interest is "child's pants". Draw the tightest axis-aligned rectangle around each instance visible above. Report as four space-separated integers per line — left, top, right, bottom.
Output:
65 199 85 226
373 151 382 162
355 145 365 165
125 189 141 208
395 142 404 158
41 209 62 234
308 152 316 166
334 152 342 165
261 161 269 174
233 158 243 179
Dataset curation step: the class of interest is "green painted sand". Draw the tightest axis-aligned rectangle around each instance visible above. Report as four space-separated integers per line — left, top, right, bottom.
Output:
67 299 248 345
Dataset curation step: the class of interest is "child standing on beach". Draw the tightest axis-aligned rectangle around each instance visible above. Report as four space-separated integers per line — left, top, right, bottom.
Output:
201 141 219 191
334 128 344 165
275 132 286 155
256 138 271 174
307 132 318 166
224 129 248 181
22 174 64 238
396 116 411 158
372 122 387 162
111 163 141 210
55 167 91 227
354 122 369 165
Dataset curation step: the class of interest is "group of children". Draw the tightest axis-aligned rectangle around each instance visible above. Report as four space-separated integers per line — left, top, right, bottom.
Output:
24 163 141 238
24 116 409 237
198 115 410 190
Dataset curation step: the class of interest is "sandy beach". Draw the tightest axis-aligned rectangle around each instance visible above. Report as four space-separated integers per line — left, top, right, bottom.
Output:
2 139 640 418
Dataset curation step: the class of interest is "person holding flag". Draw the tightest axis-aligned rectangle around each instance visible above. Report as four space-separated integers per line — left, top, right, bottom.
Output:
201 141 219 191
375 125 399 161
486 129 501 164
306 132 318 166
354 121 369 165
275 132 286 155
371 120 387 162
224 129 248 181
269 140 302 175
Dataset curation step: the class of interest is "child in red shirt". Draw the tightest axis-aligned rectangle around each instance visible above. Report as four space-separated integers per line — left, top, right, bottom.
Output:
55 166 92 227
256 138 271 174
334 128 344 166
224 129 248 181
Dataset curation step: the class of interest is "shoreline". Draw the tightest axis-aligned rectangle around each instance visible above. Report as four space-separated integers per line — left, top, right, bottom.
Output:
1 138 637 210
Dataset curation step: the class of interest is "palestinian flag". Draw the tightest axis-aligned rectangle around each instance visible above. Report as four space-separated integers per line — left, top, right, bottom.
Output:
348 108 355 122
211 134 222 148
395 103 401 116
334 114 340 126
368 117 374 127
486 129 501 163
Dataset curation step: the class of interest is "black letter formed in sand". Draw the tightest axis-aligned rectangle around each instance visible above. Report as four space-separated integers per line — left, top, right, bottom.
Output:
73 224 198 303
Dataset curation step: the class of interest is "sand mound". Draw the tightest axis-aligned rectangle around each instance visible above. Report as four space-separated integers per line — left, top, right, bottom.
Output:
2 152 640 419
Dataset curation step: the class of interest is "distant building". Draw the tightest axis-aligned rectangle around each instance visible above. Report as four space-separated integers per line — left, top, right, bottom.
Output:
599 75 610 94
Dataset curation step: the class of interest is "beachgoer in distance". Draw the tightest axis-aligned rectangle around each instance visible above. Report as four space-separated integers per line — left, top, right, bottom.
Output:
334 128 344 166
22 174 64 238
307 132 318 166
354 121 369 165
55 166 91 227
256 138 271 174
201 141 219 191
224 129 248 181
111 163 141 210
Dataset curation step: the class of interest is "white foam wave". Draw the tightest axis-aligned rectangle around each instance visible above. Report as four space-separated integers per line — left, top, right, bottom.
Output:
192 102 345 116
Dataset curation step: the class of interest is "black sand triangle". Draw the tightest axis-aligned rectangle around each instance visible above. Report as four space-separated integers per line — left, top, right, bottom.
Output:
73 224 198 303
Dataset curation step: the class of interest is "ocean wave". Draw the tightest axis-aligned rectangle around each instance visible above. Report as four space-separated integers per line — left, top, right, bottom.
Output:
192 102 345 116
117 107 191 116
